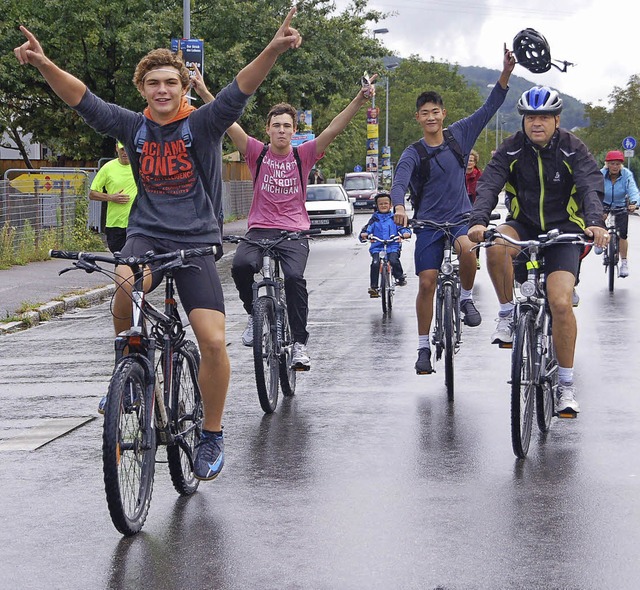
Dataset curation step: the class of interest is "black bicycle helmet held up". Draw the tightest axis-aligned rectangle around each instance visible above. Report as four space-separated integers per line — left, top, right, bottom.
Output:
517 86 563 116
513 28 576 74
513 28 552 73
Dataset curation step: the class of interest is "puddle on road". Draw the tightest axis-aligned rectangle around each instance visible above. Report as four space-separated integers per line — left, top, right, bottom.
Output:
0 417 95 451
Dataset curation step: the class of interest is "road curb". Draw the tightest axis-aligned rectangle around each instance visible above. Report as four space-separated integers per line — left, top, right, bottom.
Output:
0 285 115 335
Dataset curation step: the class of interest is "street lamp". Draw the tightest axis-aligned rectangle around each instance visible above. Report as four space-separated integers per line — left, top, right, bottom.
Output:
383 57 399 149
371 29 389 109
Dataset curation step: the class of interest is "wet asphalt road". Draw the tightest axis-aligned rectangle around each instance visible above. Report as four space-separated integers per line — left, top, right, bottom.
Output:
1 212 640 589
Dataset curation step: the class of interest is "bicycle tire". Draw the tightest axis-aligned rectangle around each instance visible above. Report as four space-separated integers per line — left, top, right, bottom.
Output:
380 261 389 314
511 311 536 458
443 284 455 400
536 325 557 433
253 297 280 413
103 357 156 536
167 340 202 496
433 287 444 361
278 305 297 397
608 234 617 292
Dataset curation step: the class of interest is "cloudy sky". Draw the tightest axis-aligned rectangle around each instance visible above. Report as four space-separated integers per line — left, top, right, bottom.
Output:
333 0 638 106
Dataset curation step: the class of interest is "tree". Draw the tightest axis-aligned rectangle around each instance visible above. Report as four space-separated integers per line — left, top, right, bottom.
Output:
1 0 387 165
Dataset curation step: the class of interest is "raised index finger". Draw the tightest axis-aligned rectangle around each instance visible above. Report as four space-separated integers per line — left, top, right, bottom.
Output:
280 6 297 30
19 25 37 43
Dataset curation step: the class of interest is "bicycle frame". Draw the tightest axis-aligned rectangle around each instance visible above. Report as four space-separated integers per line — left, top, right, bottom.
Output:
434 230 462 351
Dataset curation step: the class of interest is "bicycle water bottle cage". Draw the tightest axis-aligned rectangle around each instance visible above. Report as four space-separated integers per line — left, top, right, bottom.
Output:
513 28 575 73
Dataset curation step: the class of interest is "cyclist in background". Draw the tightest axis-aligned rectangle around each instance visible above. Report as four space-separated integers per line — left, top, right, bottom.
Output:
465 149 483 269
598 150 640 277
360 192 411 297
391 45 516 375
14 9 302 481
468 86 608 415
194 75 376 370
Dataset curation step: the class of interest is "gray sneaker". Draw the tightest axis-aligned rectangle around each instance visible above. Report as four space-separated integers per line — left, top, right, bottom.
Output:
292 342 311 371
194 431 225 480
572 288 580 307
620 260 629 278
555 383 580 417
241 315 253 347
491 313 513 345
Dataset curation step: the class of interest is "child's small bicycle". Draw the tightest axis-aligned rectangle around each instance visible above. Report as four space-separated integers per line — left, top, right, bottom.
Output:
368 235 404 314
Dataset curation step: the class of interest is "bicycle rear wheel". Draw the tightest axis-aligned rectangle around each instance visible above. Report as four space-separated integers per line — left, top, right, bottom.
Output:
103 357 156 536
167 341 202 495
511 311 536 458
536 327 557 433
608 235 617 292
380 262 390 313
253 297 280 413
278 306 297 397
443 283 455 400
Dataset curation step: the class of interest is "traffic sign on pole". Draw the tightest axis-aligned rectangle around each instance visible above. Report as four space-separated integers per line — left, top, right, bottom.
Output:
622 136 636 150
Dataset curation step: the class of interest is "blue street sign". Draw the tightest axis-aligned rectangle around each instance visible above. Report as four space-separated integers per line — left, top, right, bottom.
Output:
622 136 637 150
354 164 363 172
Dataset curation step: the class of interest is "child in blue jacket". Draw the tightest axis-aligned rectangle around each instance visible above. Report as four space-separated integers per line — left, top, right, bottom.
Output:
360 192 411 297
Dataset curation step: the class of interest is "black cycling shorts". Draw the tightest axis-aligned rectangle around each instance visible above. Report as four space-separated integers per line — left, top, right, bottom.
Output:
120 235 224 316
503 221 581 280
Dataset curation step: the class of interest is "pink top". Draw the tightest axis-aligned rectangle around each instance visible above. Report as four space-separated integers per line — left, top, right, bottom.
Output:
245 136 323 231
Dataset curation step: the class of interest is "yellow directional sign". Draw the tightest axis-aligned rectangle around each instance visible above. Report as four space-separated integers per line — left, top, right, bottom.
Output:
9 172 86 194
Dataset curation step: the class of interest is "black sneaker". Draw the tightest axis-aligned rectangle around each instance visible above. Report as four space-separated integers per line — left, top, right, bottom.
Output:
415 348 434 374
194 431 224 481
460 299 482 327
395 276 407 286
368 287 380 298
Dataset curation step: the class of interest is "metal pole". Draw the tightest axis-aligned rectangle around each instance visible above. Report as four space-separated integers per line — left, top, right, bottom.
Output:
385 76 389 148
183 0 190 38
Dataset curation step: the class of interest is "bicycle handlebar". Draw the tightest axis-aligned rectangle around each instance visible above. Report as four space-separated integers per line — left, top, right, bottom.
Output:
50 246 217 274
367 235 404 244
223 228 321 246
479 228 591 249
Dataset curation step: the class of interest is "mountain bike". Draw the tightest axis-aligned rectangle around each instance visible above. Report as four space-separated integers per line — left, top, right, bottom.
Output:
602 206 627 292
367 235 404 314
50 246 214 535
410 219 463 399
224 229 320 414
479 229 590 458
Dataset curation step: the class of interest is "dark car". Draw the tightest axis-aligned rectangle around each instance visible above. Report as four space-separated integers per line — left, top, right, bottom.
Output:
305 184 354 235
342 172 377 210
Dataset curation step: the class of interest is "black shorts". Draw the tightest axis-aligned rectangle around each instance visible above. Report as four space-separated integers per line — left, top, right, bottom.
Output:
105 227 127 254
120 235 224 316
503 220 581 280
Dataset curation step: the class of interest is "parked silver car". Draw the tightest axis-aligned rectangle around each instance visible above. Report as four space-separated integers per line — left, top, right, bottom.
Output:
305 184 354 235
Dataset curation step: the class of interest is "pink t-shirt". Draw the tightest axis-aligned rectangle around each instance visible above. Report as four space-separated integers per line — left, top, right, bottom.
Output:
245 136 323 231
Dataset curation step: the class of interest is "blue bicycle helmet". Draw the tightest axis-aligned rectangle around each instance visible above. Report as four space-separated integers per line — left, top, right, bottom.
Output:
517 86 563 116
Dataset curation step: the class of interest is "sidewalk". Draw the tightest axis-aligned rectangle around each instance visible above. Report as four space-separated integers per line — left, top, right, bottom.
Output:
0 217 248 334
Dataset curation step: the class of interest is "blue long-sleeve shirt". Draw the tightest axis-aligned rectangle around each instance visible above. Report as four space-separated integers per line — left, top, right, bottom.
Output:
601 166 640 208
365 211 411 253
390 83 508 224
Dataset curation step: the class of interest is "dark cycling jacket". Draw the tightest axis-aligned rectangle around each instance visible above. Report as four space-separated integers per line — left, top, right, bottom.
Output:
470 128 605 232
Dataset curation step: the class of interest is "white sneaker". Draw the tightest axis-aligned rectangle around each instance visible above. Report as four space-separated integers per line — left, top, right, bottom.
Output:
491 313 513 345
572 288 580 307
555 383 580 416
620 260 629 278
241 315 253 347
292 341 311 370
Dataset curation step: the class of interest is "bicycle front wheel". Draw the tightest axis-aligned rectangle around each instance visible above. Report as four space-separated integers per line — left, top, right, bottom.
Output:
443 284 455 400
253 297 280 413
167 340 202 496
103 358 156 536
511 311 536 458
536 328 557 433
608 234 617 292
278 306 297 397
380 262 390 313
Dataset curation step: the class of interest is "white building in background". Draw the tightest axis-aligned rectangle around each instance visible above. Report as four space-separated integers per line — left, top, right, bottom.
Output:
1 131 49 160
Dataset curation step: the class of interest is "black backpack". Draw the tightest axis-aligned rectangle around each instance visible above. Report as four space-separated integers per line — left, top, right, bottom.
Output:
408 128 465 214
254 143 303 187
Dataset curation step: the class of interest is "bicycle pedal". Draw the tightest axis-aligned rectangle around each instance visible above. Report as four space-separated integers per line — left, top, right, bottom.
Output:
498 342 513 349
293 364 310 372
556 409 578 419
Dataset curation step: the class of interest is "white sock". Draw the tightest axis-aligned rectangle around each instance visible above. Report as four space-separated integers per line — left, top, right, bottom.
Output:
499 302 515 317
460 287 473 301
418 335 430 350
558 366 574 385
